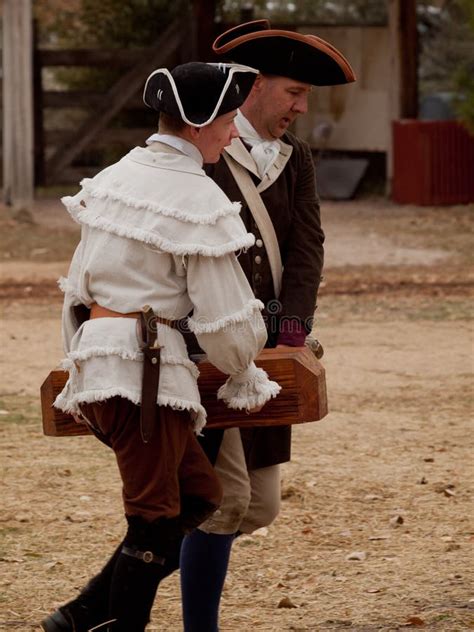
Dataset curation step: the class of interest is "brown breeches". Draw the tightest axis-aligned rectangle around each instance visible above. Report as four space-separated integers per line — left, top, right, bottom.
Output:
80 397 222 522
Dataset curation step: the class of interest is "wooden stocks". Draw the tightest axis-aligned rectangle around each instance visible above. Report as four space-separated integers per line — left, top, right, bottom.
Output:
41 347 328 437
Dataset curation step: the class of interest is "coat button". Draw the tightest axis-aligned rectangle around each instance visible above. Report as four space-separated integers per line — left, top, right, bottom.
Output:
254 273 262 284
254 255 262 264
255 239 263 248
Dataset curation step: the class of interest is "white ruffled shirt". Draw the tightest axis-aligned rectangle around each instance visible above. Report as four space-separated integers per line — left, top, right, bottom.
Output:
54 143 280 433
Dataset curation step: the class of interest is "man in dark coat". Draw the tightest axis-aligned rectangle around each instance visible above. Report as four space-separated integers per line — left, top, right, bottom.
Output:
179 20 356 632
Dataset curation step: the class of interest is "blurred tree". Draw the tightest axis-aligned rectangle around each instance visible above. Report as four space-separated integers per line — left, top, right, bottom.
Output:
418 0 472 95
455 69 474 133
34 0 181 48
418 0 474 131
217 0 387 24
30 0 473 150
452 0 474 132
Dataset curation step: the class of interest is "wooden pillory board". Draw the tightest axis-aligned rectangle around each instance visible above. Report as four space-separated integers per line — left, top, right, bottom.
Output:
41 348 328 437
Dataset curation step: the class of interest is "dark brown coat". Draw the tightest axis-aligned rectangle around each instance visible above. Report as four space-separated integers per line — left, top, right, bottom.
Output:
201 131 324 469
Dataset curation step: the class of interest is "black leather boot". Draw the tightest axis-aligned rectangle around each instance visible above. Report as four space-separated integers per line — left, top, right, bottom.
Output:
41 497 217 632
107 549 166 631
41 542 123 632
40 609 72 632
107 515 188 631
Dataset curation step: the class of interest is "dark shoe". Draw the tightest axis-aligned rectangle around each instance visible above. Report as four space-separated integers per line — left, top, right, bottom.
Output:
40 609 72 632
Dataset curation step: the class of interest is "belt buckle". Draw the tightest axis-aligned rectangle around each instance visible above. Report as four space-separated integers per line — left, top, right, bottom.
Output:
142 550 154 563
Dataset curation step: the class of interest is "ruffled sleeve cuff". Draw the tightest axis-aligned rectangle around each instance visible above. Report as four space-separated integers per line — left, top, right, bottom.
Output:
217 362 281 410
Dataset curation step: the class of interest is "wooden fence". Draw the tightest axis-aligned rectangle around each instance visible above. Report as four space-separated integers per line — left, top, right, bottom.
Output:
1 0 221 199
2 0 418 195
33 19 187 186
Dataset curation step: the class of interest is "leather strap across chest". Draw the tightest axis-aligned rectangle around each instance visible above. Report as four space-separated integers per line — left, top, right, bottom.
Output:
223 150 283 298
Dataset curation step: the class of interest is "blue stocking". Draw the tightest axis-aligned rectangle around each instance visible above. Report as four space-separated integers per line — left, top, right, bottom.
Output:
180 529 235 632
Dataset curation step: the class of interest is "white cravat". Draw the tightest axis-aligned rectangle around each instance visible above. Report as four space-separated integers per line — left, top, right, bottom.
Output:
235 110 280 179
145 133 203 167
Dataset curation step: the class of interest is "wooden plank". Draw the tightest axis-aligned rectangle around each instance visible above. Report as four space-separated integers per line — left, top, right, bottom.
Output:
2 0 34 208
43 91 105 108
197 348 327 427
41 348 328 437
37 48 152 68
41 370 92 437
46 128 151 147
45 19 182 184
56 166 102 184
43 91 144 109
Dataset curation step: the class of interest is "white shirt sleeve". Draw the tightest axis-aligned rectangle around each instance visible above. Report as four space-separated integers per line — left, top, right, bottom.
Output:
186 253 281 410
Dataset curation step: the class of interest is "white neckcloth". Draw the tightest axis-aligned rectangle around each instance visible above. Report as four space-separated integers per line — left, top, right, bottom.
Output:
235 110 280 179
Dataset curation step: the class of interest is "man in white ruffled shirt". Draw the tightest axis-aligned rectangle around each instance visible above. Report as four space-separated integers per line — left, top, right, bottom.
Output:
41 62 281 632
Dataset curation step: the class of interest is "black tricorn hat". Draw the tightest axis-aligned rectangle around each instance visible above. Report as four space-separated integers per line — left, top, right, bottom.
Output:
143 62 258 127
213 20 356 87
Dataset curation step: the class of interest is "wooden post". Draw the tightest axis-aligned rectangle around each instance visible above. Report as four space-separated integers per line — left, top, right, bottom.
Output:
2 0 35 209
240 4 255 22
191 0 217 61
45 20 182 183
387 0 418 194
399 0 418 119
33 20 45 187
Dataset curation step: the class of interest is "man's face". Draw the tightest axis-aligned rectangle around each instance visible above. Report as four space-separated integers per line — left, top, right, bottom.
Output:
195 110 239 164
243 75 312 140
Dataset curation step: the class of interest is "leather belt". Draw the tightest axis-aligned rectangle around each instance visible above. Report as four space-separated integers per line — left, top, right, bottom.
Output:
89 302 175 443
89 302 176 329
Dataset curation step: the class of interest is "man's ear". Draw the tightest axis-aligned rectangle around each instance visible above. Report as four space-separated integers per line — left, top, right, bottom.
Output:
180 124 201 144
188 125 202 141
251 73 264 93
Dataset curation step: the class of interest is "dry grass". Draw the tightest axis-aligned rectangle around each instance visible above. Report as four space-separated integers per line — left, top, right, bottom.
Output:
0 198 473 631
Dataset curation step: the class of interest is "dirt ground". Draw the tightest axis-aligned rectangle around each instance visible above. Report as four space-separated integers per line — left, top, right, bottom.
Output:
0 196 473 631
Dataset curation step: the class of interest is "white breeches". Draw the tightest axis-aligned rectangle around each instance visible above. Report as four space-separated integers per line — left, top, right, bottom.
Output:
198 427 281 535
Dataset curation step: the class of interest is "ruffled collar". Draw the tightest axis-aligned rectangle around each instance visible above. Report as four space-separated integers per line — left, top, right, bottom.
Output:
146 133 203 167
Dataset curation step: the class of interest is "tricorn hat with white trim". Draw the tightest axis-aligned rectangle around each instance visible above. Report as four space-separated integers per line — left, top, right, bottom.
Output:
143 62 258 127
213 20 356 86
